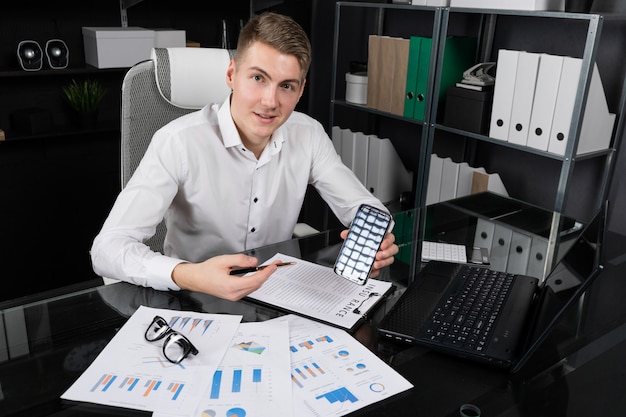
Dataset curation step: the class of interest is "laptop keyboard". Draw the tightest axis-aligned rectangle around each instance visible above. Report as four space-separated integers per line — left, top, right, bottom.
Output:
420 266 515 353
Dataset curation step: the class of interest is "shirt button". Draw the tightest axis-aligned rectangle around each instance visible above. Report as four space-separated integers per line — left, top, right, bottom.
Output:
253 197 258 203
250 228 256 233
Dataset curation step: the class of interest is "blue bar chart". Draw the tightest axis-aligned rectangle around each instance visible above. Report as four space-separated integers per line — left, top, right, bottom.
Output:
89 373 186 402
209 367 264 400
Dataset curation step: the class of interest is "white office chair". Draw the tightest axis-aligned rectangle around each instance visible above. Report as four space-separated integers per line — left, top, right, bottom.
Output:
118 47 318 268
120 47 233 255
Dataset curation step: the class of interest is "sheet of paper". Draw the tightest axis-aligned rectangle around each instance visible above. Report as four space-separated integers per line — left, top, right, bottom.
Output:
272 314 414 417
61 305 242 415
154 320 293 417
246 253 393 330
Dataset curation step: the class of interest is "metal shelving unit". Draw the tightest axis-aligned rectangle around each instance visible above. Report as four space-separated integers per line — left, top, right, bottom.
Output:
329 2 626 281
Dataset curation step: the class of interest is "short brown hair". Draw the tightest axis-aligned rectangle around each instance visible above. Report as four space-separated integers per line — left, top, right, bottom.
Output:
236 12 312 81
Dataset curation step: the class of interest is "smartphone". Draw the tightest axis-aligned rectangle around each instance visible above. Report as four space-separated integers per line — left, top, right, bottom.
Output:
333 204 392 285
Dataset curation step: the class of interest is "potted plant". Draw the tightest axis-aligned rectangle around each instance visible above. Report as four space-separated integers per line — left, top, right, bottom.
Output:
62 78 107 128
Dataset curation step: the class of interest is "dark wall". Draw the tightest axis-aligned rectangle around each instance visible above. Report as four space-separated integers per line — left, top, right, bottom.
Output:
0 1 253 302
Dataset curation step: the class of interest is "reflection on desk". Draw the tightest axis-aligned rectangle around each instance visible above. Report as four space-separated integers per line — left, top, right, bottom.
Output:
1 226 624 417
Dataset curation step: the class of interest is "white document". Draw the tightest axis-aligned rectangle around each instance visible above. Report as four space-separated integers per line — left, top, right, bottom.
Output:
61 306 243 415
426 153 444 205
527 235 549 279
473 218 495 252
508 51 540 146
270 314 414 417
506 230 532 275
547 56 582 155
548 59 615 156
439 157 460 202
471 170 509 197
246 253 393 331
577 64 616 154
489 49 519 141
527 53 564 151
455 161 474 198
366 135 412 204
365 134 382 199
340 128 356 170
154 320 293 417
486 172 509 196
490 224 513 273
353 131 370 186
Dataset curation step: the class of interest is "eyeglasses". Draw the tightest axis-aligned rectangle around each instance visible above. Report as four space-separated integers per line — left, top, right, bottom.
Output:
144 315 199 364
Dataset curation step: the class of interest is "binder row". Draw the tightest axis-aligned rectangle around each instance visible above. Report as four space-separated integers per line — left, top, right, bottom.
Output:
366 35 477 120
489 50 616 155
474 218 550 279
331 126 413 204
427 154 508 206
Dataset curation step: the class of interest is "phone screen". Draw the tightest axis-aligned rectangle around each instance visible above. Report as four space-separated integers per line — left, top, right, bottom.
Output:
333 204 392 285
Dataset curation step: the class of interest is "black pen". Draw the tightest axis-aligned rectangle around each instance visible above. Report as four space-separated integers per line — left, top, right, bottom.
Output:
229 261 296 275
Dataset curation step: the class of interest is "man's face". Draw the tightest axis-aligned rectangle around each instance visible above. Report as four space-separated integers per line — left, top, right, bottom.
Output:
226 41 305 155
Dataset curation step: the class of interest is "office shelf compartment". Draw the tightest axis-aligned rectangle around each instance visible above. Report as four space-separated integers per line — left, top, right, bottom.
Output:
0 68 125 142
331 2 625 279
429 10 626 222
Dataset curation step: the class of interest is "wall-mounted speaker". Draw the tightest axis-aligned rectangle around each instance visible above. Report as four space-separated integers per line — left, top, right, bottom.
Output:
17 40 43 71
45 39 69 69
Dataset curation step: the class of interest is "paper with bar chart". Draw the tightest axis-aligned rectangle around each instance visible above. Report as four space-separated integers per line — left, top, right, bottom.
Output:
273 314 413 417
153 320 293 417
61 305 243 415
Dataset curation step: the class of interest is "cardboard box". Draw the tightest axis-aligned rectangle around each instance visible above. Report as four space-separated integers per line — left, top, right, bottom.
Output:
82 27 155 68
152 29 186 48
450 0 564 11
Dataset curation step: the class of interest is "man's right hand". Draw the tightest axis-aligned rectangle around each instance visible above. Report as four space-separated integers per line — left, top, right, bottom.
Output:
171 254 280 301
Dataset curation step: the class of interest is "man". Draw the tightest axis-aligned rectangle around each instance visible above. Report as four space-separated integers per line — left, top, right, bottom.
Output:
91 12 398 301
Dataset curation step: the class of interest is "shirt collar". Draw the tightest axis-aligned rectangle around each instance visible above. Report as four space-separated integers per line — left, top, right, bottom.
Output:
218 95 241 149
217 94 286 156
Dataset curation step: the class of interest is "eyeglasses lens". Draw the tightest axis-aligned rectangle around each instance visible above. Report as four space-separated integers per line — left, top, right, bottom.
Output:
163 333 195 364
145 316 170 341
145 316 199 364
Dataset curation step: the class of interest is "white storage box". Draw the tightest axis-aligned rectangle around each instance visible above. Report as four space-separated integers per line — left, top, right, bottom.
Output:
82 27 155 68
450 0 564 11
152 29 186 48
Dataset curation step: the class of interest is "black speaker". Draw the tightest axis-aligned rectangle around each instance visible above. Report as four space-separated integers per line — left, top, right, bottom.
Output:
17 40 43 71
45 39 69 69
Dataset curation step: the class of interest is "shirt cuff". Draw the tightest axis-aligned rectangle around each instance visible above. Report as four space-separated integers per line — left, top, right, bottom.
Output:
146 255 187 291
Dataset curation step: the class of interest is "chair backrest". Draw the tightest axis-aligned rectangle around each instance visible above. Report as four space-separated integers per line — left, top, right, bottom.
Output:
120 47 232 252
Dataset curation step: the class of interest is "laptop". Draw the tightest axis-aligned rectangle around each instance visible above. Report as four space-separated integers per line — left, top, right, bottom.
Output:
378 202 607 372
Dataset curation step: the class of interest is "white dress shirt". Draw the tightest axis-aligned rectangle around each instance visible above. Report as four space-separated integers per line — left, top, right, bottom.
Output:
90 96 388 291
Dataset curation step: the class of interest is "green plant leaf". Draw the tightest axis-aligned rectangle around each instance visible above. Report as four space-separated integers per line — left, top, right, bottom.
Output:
62 79 107 113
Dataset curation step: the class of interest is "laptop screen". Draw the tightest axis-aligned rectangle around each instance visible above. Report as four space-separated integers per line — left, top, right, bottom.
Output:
511 202 608 376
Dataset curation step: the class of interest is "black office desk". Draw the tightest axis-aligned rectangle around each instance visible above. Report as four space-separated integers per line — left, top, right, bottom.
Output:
1 226 625 417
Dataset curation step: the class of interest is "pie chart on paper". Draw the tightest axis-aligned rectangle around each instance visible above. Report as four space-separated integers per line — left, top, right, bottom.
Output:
226 408 246 417
201 410 216 417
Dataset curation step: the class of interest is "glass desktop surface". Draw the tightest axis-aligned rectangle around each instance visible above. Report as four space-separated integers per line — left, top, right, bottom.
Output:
0 208 623 417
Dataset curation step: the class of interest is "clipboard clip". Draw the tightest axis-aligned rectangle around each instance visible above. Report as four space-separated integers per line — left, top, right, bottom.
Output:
353 292 381 315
